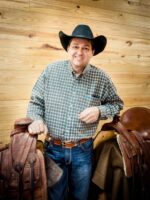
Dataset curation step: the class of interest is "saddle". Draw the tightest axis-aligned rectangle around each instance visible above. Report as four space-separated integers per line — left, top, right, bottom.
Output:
101 107 150 199
102 107 150 178
0 118 47 200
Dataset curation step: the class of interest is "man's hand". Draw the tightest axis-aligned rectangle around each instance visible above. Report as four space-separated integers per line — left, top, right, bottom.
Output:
79 106 100 124
28 120 48 135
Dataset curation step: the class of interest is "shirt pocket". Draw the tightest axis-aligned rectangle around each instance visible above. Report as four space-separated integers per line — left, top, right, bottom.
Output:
89 94 101 107
76 93 101 115
78 94 101 109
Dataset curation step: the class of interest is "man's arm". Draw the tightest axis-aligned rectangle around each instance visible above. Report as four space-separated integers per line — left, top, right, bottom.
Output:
97 80 124 119
79 78 123 124
27 70 48 134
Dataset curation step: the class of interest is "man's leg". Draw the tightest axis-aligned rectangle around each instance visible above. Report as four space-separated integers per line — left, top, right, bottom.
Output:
47 166 68 200
69 139 93 200
45 142 68 200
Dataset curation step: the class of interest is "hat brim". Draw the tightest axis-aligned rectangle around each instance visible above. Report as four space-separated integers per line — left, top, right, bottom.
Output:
59 31 107 56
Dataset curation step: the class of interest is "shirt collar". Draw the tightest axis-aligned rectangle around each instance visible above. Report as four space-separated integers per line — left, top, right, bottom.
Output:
67 60 91 78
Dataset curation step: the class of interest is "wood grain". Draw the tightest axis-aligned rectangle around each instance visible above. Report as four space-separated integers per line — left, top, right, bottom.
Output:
0 0 149 143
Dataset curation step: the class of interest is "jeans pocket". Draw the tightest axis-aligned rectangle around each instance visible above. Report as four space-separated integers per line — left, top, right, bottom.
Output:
80 139 93 152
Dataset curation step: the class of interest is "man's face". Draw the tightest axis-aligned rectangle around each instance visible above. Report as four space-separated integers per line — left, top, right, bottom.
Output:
67 38 94 73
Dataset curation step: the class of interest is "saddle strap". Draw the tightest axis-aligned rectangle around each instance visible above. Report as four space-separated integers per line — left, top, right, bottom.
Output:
10 132 37 173
133 132 150 170
103 120 141 154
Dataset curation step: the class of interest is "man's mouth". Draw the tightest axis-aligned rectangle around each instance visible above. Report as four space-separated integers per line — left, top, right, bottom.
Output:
74 56 83 61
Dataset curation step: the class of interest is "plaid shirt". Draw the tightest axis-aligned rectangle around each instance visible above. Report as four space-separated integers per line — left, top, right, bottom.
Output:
27 60 123 141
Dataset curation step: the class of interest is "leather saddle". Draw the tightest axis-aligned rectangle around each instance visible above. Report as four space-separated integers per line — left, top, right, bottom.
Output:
0 118 63 200
101 107 150 199
102 107 150 178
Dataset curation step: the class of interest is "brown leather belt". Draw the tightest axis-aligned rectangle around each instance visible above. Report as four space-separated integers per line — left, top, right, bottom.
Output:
51 138 91 148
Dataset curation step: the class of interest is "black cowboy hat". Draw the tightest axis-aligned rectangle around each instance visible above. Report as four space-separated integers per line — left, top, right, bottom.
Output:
59 24 107 56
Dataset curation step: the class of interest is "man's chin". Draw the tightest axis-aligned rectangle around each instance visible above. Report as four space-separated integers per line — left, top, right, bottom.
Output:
73 62 85 68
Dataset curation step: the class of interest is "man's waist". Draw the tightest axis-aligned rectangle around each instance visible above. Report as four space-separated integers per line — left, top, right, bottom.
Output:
45 135 92 148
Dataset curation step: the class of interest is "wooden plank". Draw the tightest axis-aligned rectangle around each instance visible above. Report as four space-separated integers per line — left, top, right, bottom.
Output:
142 0 150 6
0 100 29 142
0 85 32 100
127 0 150 6
54 0 150 17
29 0 150 27
0 4 150 40
0 129 12 145
0 26 58 43
0 100 28 119
94 62 150 73
1 0 150 17
1 20 150 42
116 83 150 96
29 3 150 31
110 72 150 84
123 96 150 106
0 71 41 85
0 0 29 11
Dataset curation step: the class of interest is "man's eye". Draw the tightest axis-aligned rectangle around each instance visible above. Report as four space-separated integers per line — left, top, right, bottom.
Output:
72 45 78 49
83 47 90 51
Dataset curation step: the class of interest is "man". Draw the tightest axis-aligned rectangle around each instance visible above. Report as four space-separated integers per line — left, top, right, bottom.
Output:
27 24 124 200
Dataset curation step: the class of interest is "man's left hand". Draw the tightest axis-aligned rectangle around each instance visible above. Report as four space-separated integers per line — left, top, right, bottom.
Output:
79 106 100 124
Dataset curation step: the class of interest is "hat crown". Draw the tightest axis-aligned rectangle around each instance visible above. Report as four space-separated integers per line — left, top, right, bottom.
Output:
72 24 94 39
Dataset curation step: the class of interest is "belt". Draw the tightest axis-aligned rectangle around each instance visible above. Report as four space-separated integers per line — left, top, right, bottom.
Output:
50 138 91 148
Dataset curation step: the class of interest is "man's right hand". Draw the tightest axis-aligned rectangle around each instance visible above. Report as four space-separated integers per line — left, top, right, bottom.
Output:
28 120 48 135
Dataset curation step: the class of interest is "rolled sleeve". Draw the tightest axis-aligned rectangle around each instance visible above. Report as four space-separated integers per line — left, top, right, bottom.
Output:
27 70 46 121
98 78 124 119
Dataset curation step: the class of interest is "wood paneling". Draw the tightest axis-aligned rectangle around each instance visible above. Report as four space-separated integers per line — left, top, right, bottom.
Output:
0 0 150 144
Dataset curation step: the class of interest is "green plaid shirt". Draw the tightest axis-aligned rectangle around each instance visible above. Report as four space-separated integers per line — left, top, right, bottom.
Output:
27 60 123 141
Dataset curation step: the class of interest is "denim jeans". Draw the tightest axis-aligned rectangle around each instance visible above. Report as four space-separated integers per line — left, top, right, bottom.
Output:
45 139 93 200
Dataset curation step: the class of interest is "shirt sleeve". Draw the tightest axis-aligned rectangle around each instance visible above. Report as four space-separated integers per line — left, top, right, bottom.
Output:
98 77 124 119
27 69 46 121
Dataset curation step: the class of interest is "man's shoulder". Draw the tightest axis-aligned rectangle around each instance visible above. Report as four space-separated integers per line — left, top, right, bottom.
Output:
47 60 68 68
44 60 68 73
90 64 109 78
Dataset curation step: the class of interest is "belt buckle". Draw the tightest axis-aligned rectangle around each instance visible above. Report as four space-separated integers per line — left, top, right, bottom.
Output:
61 141 66 147
61 141 77 148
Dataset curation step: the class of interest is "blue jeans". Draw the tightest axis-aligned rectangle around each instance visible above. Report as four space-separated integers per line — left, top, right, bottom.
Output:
45 139 93 200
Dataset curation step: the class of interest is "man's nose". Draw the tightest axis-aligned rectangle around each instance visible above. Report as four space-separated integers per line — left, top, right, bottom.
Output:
77 48 83 54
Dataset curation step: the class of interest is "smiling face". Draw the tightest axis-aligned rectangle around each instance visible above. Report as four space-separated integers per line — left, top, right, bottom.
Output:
67 38 94 75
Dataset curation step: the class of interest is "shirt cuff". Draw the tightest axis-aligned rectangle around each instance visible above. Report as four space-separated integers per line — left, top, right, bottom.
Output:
97 106 108 119
26 114 43 121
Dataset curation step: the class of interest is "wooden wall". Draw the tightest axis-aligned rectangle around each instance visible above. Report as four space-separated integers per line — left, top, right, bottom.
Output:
0 0 150 144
